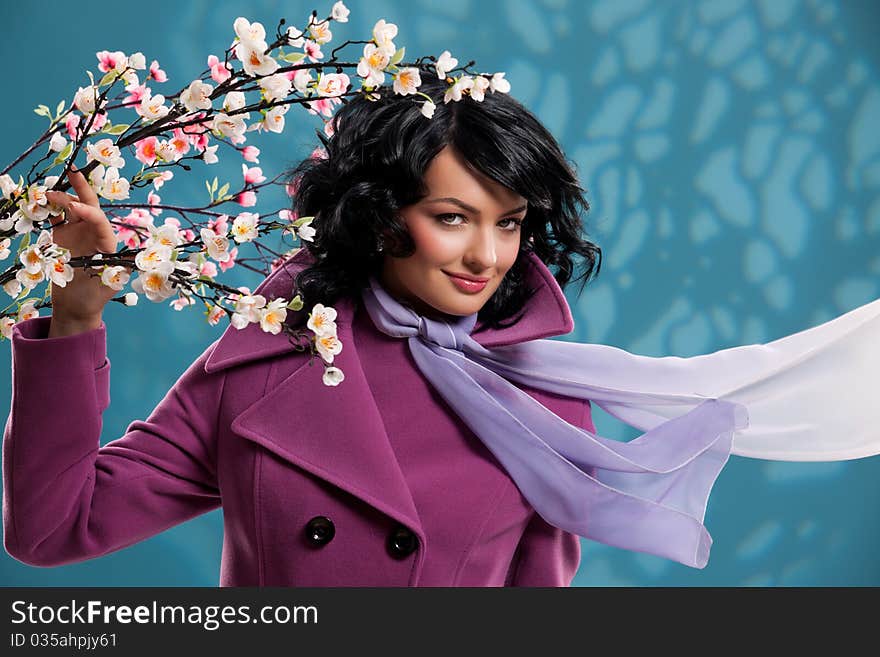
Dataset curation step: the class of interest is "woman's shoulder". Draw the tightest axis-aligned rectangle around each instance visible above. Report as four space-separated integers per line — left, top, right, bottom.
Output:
203 249 316 374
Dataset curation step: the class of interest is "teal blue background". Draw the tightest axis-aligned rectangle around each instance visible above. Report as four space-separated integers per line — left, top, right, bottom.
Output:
1 0 878 586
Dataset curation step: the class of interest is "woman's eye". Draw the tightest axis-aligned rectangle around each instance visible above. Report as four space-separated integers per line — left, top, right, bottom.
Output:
437 213 465 226
436 214 522 231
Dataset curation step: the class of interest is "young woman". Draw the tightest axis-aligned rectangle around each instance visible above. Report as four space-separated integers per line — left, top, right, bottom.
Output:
4 72 878 586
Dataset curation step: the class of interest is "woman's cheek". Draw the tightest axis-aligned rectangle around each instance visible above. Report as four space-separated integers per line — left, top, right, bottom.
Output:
411 221 461 263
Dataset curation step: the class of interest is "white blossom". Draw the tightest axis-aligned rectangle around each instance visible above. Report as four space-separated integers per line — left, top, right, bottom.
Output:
97 265 130 291
331 2 349 23
180 79 214 112
236 41 279 77
131 265 175 301
223 91 246 112
259 73 293 102
258 298 288 334
435 50 458 79
307 303 337 337
200 227 232 262
139 93 170 121
99 167 130 200
322 366 345 386
420 99 436 119
231 212 259 243
49 131 67 152
86 138 125 168
489 72 511 93
233 17 266 46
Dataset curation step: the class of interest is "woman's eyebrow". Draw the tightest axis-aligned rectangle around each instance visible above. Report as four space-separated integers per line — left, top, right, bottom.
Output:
425 196 528 216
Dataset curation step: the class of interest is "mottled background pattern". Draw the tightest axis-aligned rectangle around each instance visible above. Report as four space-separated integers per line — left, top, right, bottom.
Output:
1 0 878 586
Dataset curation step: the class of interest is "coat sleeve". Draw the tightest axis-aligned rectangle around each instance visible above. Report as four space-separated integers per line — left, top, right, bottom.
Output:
507 399 594 587
3 316 224 567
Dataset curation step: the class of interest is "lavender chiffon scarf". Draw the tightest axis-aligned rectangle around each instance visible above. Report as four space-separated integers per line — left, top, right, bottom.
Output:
361 276 880 568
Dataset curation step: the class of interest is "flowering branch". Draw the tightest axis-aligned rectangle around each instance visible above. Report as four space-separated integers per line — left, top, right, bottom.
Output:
0 1 512 386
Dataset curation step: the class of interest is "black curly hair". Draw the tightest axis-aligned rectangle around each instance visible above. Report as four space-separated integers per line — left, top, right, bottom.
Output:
285 68 602 329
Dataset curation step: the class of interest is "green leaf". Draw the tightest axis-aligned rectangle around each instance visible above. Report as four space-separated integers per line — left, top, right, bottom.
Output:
280 51 306 64
390 47 406 66
52 142 73 166
137 171 164 181
292 215 313 228
102 123 130 136
56 99 65 117
286 295 304 311
33 105 51 118
211 176 218 194
86 70 95 86
217 182 230 199
98 70 118 87
17 232 31 253
205 179 213 199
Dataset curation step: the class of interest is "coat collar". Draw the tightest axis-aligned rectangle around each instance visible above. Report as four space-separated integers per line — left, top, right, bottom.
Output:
204 247 574 373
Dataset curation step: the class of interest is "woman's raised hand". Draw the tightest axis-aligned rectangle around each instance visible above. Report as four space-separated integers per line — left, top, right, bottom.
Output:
44 166 132 337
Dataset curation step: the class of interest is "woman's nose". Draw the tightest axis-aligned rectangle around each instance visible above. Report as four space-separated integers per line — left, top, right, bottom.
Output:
463 226 498 270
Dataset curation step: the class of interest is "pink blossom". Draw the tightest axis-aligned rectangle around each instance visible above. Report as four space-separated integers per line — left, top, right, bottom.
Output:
207 215 229 235
180 228 196 242
65 114 80 141
124 83 150 105
237 191 257 207
310 146 328 160
67 111 107 137
71 111 106 136
208 55 233 83
115 226 141 249
149 60 167 82
181 112 210 150
127 208 153 226
147 190 162 216
279 208 298 222
116 211 151 248
304 40 323 62
200 260 218 278
242 164 266 184
96 50 126 73
169 128 191 157
218 246 238 272
181 111 209 136
242 146 260 163
207 305 225 326
285 178 299 197
135 136 159 166
307 98 334 117
152 170 174 190
190 132 209 152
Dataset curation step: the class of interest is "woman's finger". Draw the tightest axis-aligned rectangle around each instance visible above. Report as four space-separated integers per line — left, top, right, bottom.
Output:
65 165 101 208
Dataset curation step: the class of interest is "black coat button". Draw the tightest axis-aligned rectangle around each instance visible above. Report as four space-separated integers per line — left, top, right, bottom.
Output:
304 516 335 547
387 525 418 559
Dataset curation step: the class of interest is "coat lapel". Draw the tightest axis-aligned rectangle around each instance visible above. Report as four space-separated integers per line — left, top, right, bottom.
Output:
203 248 575 540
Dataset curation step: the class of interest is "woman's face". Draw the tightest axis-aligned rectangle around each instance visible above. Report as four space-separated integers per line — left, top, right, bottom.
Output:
381 146 527 319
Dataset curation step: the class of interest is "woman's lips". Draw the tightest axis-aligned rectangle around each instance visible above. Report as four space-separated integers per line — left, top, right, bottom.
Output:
444 272 488 293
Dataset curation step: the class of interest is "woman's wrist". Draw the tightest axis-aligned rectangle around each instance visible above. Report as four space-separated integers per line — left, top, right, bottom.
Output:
48 314 103 338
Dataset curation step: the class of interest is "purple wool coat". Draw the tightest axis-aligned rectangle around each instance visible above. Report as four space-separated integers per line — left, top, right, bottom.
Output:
3 249 595 586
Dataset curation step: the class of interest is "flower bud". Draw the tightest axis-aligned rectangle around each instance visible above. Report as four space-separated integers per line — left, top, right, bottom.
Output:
124 292 139 306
